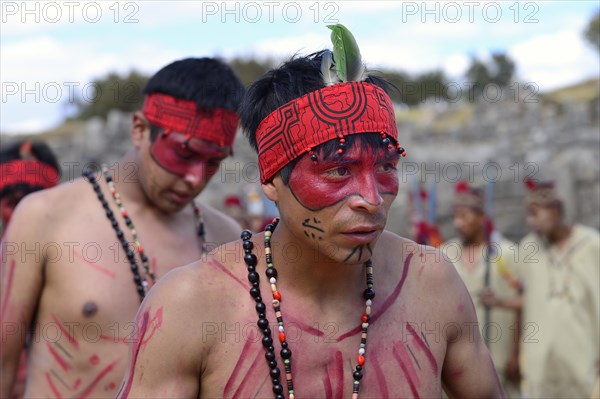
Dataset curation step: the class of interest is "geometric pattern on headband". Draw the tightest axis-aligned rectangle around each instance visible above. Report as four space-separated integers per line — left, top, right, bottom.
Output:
255 81 399 182
142 93 239 147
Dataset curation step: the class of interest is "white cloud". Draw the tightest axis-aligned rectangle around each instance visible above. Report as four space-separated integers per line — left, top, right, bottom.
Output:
442 53 471 77
1 35 184 133
247 32 330 59
508 29 599 90
1 118 52 135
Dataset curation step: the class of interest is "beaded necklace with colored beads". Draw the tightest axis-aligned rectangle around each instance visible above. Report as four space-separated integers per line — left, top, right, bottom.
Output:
241 218 374 399
84 165 205 302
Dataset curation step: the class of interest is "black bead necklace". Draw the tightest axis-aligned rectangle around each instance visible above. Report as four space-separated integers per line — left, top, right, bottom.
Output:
241 218 374 399
83 166 205 302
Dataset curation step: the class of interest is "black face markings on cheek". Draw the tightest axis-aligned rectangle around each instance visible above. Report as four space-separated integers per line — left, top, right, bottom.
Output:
367 244 373 256
302 217 325 240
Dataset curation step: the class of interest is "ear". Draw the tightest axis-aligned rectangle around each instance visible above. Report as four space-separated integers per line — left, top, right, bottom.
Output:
131 111 150 149
262 177 281 203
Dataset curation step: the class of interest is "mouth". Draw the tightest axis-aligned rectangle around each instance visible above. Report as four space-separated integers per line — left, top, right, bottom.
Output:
341 226 383 243
167 191 193 205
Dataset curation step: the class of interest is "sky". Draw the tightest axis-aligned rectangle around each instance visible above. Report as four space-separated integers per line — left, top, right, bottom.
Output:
1 0 599 135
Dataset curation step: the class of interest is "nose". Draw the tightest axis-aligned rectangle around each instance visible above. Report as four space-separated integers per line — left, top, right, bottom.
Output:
453 216 462 231
183 163 207 189
348 173 383 213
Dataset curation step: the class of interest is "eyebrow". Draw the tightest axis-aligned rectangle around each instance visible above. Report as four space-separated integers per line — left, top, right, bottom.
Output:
326 151 400 166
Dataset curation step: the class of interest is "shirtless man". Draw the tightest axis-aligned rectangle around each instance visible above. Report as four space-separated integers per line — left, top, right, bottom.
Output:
118 27 504 398
0 57 245 398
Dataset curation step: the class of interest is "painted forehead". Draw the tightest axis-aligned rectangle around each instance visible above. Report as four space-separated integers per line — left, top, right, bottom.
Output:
155 132 230 158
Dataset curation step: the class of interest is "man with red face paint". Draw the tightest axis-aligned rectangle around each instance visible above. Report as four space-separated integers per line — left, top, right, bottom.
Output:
0 58 245 398
118 26 504 398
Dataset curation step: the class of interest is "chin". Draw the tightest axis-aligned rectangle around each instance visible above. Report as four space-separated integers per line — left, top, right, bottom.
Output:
158 199 187 214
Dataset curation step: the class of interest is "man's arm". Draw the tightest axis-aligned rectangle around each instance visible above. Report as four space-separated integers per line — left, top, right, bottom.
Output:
0 195 47 397
479 287 523 310
117 264 206 398
439 260 505 398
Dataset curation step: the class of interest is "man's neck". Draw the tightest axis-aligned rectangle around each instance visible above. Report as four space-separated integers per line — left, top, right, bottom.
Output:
547 222 572 248
268 224 367 302
461 230 486 248
111 151 150 209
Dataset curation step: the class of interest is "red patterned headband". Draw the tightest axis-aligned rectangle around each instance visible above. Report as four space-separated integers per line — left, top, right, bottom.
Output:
142 93 239 147
255 81 399 183
0 160 59 192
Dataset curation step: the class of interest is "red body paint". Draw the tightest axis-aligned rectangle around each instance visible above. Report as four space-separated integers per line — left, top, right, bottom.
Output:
51 313 79 349
74 251 116 278
119 307 162 397
370 351 390 397
223 329 266 398
289 145 399 211
89 355 100 365
74 360 118 399
323 350 344 399
209 258 247 289
45 372 63 399
46 342 71 372
450 367 465 379
405 323 438 374
336 252 413 342
393 341 421 398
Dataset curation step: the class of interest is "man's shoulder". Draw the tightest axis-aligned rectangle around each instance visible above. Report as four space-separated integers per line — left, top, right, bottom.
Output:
10 177 91 228
150 256 236 312
380 230 456 279
380 230 428 256
573 224 600 242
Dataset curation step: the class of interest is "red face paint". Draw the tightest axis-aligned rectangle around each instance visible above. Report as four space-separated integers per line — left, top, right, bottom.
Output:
288 143 399 211
150 133 228 178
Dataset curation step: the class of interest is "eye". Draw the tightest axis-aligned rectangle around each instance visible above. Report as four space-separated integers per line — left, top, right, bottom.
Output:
378 162 398 173
175 148 194 160
323 167 351 180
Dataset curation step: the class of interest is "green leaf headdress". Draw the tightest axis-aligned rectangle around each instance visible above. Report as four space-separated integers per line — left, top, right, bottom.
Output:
321 24 367 86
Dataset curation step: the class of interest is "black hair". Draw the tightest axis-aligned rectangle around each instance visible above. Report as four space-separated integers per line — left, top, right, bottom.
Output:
0 140 60 197
144 58 245 142
144 57 245 113
239 50 397 184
